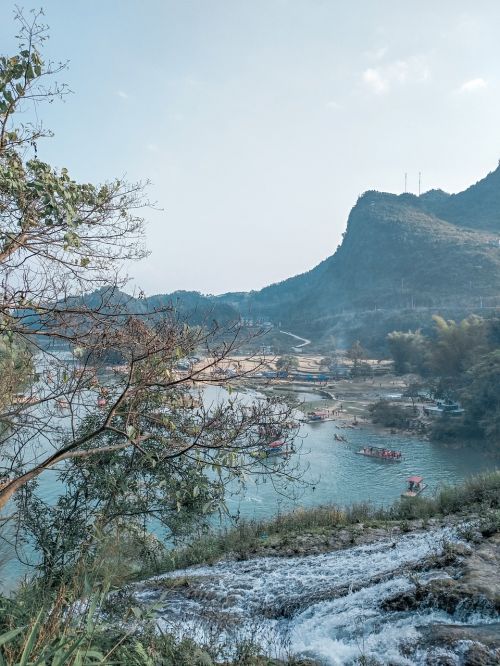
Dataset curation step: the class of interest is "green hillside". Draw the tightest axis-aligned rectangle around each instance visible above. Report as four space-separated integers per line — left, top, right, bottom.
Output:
221 165 500 340
75 164 500 350
419 162 500 231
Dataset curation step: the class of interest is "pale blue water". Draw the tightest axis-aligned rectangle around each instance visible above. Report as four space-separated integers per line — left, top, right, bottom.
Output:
224 419 495 520
1 384 496 588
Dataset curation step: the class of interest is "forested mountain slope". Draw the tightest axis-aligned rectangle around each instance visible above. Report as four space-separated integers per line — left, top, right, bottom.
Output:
222 165 500 335
76 165 500 345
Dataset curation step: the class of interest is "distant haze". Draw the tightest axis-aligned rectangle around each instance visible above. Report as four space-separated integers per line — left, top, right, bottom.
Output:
1 0 499 293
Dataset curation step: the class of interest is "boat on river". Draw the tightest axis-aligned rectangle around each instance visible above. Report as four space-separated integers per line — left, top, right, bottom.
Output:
264 440 292 456
301 410 331 423
251 439 293 458
402 475 427 497
357 446 402 461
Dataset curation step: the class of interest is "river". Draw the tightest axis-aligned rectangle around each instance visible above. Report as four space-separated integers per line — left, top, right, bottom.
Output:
225 418 494 520
1 383 496 588
215 383 495 521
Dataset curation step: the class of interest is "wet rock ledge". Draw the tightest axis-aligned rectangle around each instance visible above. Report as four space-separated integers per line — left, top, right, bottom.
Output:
383 533 500 664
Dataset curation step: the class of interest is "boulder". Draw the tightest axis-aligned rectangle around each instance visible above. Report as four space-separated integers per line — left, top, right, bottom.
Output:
461 533 500 609
419 623 500 665
419 622 500 648
383 534 500 615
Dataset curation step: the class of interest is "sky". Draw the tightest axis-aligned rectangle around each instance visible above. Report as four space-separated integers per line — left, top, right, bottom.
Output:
1 0 500 295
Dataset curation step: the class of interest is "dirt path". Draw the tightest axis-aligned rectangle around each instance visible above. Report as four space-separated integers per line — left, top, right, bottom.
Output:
279 330 311 349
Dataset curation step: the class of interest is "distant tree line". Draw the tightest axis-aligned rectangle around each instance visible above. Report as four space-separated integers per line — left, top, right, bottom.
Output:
386 315 500 446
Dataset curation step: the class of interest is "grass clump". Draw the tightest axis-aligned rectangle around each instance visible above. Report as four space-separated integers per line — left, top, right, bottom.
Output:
143 471 500 576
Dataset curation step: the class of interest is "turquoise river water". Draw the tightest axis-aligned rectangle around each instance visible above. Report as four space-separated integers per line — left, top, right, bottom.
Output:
1 384 496 588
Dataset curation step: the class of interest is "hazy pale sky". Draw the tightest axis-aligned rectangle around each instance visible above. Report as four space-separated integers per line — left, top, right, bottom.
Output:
1 1 500 294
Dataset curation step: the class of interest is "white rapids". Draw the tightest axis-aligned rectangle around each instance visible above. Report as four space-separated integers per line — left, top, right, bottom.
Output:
135 527 498 665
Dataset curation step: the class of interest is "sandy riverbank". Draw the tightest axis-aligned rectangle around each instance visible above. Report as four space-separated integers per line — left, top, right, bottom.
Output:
238 372 413 429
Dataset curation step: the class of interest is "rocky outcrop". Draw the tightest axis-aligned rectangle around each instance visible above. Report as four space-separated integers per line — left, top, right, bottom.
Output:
382 576 499 615
461 533 500 607
382 534 500 658
240 518 454 559
385 534 500 615
421 624 500 665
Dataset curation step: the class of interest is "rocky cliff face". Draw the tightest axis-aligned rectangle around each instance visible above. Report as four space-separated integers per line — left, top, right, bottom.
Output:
231 167 500 334
383 531 500 665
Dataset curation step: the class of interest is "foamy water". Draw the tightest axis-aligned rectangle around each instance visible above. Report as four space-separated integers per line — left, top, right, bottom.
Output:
135 526 497 664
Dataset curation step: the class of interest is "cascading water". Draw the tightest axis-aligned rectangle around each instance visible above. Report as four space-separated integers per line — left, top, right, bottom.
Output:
134 526 498 664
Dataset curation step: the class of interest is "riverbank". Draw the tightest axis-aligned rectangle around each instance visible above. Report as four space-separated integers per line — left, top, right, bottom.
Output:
134 471 500 576
246 374 500 454
241 372 413 425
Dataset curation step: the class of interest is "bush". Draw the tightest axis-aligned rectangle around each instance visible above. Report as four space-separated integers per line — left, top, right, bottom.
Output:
369 399 416 428
430 414 471 443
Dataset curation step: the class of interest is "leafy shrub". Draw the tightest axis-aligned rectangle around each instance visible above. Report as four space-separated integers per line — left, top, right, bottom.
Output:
369 400 416 428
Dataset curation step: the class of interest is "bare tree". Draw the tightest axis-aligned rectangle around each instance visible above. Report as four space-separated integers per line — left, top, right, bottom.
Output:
0 9 303 564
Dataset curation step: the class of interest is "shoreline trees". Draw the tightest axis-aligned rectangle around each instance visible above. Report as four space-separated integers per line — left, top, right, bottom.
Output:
386 315 500 446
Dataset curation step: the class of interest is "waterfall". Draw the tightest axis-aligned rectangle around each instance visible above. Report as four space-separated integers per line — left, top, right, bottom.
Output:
134 526 498 665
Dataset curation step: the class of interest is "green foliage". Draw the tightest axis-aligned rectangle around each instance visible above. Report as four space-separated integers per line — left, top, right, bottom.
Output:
386 315 500 447
368 400 416 429
430 315 489 377
387 316 491 378
0 32 44 115
0 334 33 411
0 13 300 592
387 330 428 375
428 414 470 443
14 370 299 583
461 350 500 442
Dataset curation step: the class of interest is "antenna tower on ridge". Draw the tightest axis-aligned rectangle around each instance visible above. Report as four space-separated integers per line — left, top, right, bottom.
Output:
404 172 407 193
418 172 422 196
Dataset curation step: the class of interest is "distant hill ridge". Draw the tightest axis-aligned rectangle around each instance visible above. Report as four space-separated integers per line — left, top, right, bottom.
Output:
85 163 500 343
220 163 500 330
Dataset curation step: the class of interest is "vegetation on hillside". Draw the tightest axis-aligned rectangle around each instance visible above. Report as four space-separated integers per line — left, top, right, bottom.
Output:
72 165 500 351
208 178 500 343
386 315 500 446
